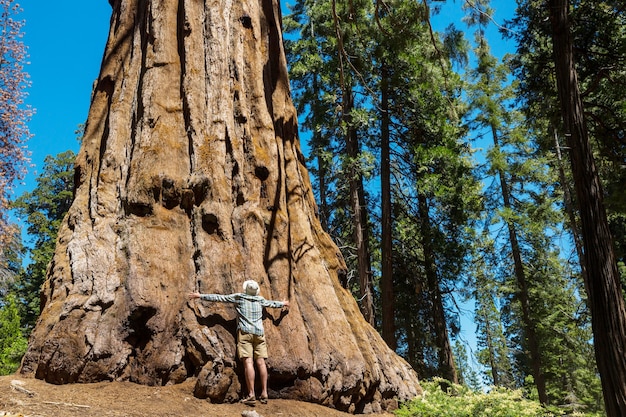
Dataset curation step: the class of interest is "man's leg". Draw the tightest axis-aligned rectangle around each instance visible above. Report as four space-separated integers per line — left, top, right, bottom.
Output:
242 357 256 398
238 331 256 403
256 357 268 399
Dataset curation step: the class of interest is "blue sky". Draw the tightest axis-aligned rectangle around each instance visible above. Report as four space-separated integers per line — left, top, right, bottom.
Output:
17 1 112 195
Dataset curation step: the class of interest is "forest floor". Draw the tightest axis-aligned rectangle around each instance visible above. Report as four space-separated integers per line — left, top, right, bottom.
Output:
0 375 395 417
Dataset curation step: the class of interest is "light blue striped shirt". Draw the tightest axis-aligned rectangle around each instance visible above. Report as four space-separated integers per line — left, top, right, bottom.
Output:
200 293 284 336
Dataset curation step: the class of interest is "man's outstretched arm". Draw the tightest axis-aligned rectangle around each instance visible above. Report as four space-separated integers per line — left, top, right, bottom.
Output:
188 292 239 303
260 299 290 310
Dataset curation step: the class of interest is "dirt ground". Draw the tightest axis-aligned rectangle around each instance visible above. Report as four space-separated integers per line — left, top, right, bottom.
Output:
0 375 396 417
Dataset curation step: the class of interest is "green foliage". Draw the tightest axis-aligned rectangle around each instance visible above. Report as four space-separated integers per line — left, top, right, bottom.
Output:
453 341 482 391
462 2 604 410
11 150 76 330
507 0 626 268
0 226 23 297
395 379 603 417
470 232 516 389
0 231 25 374
0 293 28 375
285 0 610 410
285 0 483 378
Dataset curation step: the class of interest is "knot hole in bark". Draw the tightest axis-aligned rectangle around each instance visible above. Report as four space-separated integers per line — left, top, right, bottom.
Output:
123 200 154 217
180 188 194 215
233 90 247 124
240 15 252 29
72 164 83 204
161 177 181 209
182 20 191 37
95 75 114 97
255 166 269 181
125 306 157 351
191 177 210 206
338 267 348 288
202 213 219 235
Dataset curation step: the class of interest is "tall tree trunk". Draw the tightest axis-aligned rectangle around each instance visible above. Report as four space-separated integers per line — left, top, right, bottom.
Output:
312 122 329 231
548 2 626 415
331 0 374 322
418 193 458 384
380 63 396 349
19 0 419 412
309 21 330 232
483 318 501 386
492 126 548 404
553 128 588 293
344 88 375 325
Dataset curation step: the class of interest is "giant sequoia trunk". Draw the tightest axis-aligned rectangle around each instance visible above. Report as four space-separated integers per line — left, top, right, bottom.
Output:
19 0 420 413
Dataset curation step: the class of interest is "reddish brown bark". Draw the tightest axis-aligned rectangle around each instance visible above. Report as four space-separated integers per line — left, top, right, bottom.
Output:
380 64 396 349
549 1 626 415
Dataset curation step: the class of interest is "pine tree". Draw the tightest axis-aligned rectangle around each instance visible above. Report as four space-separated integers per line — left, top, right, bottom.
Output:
471 232 515 389
507 0 626 280
453 339 482 391
464 1 547 399
369 1 481 383
285 0 482 383
283 0 334 231
462 2 605 408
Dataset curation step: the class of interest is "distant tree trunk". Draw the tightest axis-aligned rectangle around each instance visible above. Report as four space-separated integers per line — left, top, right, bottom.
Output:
310 96 331 233
418 193 458 384
553 128 588 293
344 86 375 325
19 0 419 413
483 319 500 386
310 21 330 231
475 277 501 386
548 1 626 415
474 262 515 389
331 0 374 322
491 125 547 403
380 63 396 349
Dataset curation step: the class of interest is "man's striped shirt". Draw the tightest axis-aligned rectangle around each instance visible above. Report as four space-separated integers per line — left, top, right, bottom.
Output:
200 293 284 336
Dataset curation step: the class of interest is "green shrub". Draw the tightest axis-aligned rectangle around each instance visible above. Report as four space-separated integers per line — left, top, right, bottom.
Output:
395 378 603 417
0 294 28 375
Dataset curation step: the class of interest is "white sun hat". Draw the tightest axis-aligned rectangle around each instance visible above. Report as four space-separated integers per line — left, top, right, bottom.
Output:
242 280 260 296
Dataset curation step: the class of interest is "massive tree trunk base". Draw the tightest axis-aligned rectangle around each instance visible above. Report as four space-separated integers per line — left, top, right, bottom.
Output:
21 192 418 413
19 0 420 413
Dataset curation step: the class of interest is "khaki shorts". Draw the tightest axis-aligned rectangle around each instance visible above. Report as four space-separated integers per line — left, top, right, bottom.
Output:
237 330 268 359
